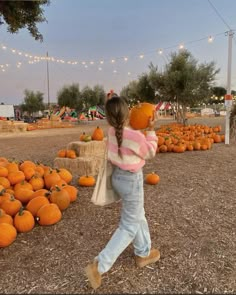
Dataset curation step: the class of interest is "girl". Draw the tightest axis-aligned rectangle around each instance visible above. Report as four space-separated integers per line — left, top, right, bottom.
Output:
85 96 160 289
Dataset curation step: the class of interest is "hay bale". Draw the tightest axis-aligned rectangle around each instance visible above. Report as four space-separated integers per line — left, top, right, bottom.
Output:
54 155 104 178
0 121 28 132
67 140 106 157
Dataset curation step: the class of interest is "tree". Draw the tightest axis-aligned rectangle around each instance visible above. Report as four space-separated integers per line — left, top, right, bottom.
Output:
120 81 140 107
148 50 220 123
136 74 156 103
20 90 45 116
80 86 97 110
93 85 106 105
0 1 50 42
57 84 80 109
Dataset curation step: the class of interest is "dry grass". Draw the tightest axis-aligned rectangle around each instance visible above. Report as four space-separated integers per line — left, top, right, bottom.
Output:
0 117 235 294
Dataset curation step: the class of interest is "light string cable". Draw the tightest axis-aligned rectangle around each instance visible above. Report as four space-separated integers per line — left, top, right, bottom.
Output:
0 30 233 71
207 0 235 44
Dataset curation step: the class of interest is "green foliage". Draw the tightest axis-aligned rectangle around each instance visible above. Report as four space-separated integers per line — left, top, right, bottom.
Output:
136 74 156 103
93 85 106 105
80 85 106 110
57 84 80 109
20 90 45 115
148 50 219 108
211 86 227 98
120 81 139 106
0 0 50 41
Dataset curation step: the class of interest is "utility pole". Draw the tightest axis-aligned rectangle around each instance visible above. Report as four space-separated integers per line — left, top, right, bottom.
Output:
225 30 234 145
46 51 50 110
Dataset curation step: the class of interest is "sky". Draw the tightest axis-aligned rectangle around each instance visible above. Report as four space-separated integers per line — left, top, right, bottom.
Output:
0 0 236 105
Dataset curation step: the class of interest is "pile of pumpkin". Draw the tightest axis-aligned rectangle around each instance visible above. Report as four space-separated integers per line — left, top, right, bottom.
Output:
57 126 105 159
128 102 224 153
0 157 78 248
155 123 224 153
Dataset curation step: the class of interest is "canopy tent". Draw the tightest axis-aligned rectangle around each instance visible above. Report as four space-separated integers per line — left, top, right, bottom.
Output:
155 102 172 111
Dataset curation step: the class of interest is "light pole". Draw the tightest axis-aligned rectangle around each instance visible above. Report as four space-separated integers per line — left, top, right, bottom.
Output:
225 30 234 145
46 51 50 110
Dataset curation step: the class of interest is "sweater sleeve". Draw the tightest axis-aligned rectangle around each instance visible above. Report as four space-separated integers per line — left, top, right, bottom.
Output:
138 131 158 160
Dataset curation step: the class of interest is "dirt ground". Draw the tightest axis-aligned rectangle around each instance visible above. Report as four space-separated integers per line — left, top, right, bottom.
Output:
0 117 235 294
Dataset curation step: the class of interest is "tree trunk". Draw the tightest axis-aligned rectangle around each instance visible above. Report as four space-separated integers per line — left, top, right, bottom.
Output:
176 104 188 125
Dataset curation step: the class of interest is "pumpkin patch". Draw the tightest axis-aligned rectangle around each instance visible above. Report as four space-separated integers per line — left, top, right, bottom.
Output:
0 158 78 247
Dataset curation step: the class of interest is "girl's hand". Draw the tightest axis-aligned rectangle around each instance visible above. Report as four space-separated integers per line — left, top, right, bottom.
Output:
147 111 157 131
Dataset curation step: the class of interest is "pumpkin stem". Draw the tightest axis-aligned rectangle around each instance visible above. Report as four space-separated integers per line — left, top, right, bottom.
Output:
55 185 61 192
9 195 15 201
0 188 6 195
18 207 25 216
45 191 51 198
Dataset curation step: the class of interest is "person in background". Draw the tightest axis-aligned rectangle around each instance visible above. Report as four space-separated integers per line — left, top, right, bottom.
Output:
85 95 160 289
106 89 118 100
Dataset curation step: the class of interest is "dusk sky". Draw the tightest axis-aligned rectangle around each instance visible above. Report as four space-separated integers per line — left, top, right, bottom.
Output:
0 0 236 105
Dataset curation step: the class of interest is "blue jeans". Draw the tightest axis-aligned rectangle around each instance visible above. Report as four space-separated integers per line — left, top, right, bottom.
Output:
96 167 151 274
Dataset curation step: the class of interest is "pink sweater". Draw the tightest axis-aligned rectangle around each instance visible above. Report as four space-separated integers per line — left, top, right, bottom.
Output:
107 126 158 172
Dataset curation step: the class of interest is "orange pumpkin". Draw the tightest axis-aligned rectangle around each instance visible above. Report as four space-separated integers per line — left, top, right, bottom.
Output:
0 210 13 225
129 102 155 130
56 168 72 184
29 189 49 201
57 149 67 158
36 203 62 226
44 170 61 189
78 175 96 187
145 172 160 185
34 165 45 177
1 196 22 216
14 207 35 233
0 157 9 168
0 223 17 247
29 175 45 191
0 167 8 177
0 191 11 206
79 132 86 141
66 149 77 159
61 185 78 203
6 162 19 173
92 126 104 141
14 180 33 191
8 171 25 185
49 186 70 211
0 177 11 189
26 196 50 216
14 188 34 204
19 160 36 171
23 167 36 181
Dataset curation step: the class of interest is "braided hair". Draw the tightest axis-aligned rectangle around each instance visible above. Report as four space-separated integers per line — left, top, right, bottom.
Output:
105 96 129 157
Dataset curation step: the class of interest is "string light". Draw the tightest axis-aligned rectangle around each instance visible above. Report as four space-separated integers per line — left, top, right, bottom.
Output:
0 30 232 75
208 35 214 42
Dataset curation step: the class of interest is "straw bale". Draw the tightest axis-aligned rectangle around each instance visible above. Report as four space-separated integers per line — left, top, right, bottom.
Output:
0 121 28 132
67 139 106 157
53 155 104 178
